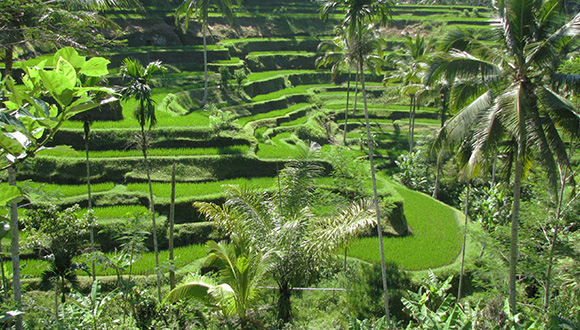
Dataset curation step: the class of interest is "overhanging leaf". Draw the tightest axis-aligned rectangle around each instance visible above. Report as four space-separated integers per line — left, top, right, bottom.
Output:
56 58 78 88
0 186 21 207
54 47 86 69
81 58 110 77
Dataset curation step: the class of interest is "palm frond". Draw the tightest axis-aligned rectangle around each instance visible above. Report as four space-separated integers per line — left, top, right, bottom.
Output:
164 273 216 304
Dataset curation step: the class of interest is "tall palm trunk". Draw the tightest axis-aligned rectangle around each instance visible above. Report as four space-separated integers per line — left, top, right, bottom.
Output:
84 120 96 282
408 94 416 152
360 59 390 325
169 162 176 290
6 57 22 330
352 68 359 116
277 280 292 325
543 162 569 312
201 23 208 106
432 151 442 199
457 181 470 301
343 69 352 145
9 167 22 330
140 121 162 301
509 136 525 315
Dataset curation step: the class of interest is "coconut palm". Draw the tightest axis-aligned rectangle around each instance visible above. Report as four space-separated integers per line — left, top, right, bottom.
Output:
320 0 394 323
385 34 435 152
119 57 166 301
175 0 241 106
316 25 357 145
429 0 580 314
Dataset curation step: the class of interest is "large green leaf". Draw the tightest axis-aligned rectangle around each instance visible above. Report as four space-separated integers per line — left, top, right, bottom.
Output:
54 47 86 69
81 57 110 77
0 132 27 155
0 186 21 207
56 57 78 88
165 281 214 304
39 70 74 104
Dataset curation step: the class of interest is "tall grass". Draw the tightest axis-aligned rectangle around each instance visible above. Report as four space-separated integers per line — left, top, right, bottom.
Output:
348 181 463 270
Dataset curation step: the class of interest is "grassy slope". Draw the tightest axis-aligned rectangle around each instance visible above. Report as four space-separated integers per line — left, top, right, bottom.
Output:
349 180 463 270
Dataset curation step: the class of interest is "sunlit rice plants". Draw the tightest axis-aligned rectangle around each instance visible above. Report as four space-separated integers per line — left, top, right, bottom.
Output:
127 177 277 198
39 146 250 159
17 244 207 277
76 205 153 221
348 182 463 270
0 182 115 197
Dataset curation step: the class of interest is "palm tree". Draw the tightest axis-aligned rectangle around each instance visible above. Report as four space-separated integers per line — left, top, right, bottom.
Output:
175 0 241 106
385 34 435 152
316 25 357 145
165 235 275 329
309 198 376 270
321 0 394 323
429 0 580 314
119 57 166 301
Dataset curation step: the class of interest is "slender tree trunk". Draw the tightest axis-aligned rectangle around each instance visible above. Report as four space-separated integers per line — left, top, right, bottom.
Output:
54 283 59 324
9 167 22 330
343 70 352 146
5 45 14 78
141 125 162 301
543 163 568 312
458 182 470 302
344 241 348 272
277 281 292 326
360 60 390 325
509 137 525 315
0 240 6 300
201 24 208 106
432 151 442 199
85 120 96 282
491 154 497 186
169 162 176 290
440 88 447 128
352 68 359 116
408 94 416 153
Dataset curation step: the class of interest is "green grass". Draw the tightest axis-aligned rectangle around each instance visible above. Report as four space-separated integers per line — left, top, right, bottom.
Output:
0 182 115 197
247 70 319 82
280 116 307 126
247 51 311 56
238 103 310 126
76 205 152 221
256 132 303 159
127 177 277 198
252 84 328 102
349 180 463 270
40 146 250 158
17 244 207 277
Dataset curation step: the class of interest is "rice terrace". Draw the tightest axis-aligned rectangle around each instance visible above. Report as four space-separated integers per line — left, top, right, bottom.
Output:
1 0 580 328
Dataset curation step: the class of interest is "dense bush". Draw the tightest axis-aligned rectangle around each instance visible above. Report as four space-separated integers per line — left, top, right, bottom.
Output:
172 222 217 246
